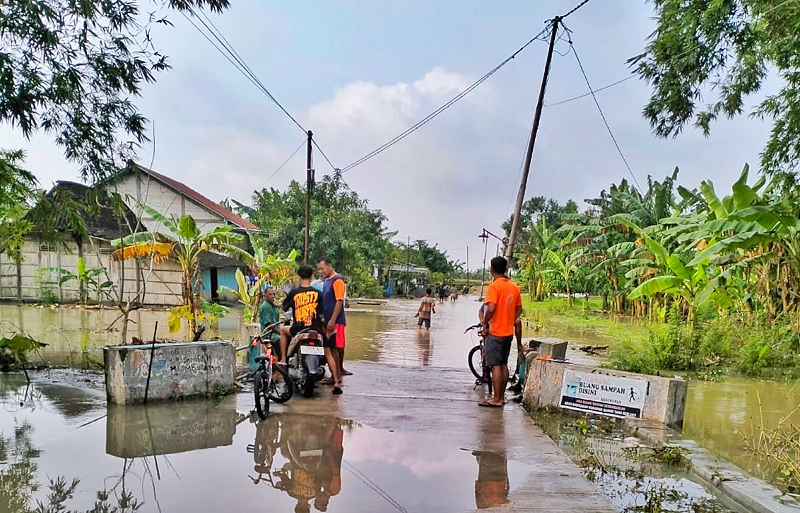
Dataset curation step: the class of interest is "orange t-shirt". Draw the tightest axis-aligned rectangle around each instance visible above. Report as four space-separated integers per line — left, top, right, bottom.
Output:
484 277 522 337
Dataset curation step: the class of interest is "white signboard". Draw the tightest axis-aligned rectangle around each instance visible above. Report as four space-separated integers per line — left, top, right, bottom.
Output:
559 369 647 419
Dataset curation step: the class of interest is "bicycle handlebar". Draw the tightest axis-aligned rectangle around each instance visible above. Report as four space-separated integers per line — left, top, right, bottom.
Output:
464 324 483 334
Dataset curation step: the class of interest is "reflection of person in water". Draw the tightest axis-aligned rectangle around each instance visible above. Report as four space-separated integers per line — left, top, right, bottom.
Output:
269 418 345 513
473 450 510 509
250 416 280 484
314 423 344 511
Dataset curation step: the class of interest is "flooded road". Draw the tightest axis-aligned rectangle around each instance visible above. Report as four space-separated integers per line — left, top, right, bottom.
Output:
1 361 616 512
1 297 795 498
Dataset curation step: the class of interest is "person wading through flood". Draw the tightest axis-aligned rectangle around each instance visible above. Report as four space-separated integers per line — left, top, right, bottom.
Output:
479 256 522 408
316 257 352 379
279 265 342 395
414 288 436 330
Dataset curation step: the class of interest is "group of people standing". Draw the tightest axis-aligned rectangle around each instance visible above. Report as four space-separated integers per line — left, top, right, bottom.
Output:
257 257 351 395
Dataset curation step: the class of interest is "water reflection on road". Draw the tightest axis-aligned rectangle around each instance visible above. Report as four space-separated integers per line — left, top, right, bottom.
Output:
5 297 800 488
0 375 530 513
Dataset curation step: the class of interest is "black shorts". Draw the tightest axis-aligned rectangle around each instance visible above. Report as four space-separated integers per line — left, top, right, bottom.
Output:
417 317 431 328
484 335 513 367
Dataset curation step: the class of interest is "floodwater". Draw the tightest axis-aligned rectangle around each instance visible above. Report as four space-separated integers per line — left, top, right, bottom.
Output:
1 298 797 488
0 374 531 513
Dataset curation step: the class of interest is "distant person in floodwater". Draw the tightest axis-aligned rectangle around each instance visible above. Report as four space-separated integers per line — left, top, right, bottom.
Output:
415 288 436 330
479 256 522 408
438 284 446 303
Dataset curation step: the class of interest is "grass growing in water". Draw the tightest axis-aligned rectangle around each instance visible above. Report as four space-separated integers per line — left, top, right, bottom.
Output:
523 296 800 378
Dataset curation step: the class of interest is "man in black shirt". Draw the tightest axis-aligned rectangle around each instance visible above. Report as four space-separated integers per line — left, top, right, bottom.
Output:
280 265 343 395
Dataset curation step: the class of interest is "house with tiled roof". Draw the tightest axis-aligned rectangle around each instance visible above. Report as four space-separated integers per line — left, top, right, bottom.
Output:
0 167 256 307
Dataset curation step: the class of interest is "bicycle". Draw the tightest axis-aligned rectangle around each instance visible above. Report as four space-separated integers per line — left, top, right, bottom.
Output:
465 323 493 395
253 323 294 419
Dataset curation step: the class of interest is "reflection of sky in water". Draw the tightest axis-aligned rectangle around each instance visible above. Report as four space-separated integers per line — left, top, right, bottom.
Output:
0 376 531 513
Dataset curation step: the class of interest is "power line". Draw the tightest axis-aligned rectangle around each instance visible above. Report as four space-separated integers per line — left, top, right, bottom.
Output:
546 75 635 107
312 139 338 172
569 39 642 192
185 8 306 133
339 24 553 174
181 8 343 172
267 139 306 181
561 0 593 18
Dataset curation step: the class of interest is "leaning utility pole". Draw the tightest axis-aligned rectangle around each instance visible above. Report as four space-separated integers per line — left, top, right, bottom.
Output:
304 130 313 265
504 16 561 262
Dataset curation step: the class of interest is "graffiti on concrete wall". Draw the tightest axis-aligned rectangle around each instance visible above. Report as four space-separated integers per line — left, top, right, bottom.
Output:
129 346 231 382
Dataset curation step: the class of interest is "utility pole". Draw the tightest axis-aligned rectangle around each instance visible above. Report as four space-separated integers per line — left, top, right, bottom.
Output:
466 246 470 290
304 130 313 265
405 236 411 297
504 16 561 262
479 230 489 300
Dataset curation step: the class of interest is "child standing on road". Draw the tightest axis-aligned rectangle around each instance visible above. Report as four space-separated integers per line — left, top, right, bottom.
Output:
415 288 436 330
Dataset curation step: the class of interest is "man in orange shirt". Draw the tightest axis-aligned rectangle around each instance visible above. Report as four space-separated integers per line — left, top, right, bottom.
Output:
479 256 522 408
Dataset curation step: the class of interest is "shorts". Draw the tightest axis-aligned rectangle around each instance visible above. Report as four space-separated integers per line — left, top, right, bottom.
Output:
325 324 346 349
417 317 431 328
484 335 513 367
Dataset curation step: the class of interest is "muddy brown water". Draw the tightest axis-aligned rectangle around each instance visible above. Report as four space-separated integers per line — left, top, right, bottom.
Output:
0 299 795 490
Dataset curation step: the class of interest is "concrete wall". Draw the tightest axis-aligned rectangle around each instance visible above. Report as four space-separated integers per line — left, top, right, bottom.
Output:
0 236 183 306
104 341 235 405
106 398 237 458
114 173 226 233
523 359 688 429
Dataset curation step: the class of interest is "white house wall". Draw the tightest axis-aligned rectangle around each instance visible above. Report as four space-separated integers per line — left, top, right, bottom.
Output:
0 236 183 306
114 173 228 233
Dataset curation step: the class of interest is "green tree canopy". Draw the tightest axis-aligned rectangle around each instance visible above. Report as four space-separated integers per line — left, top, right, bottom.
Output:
0 0 230 183
240 173 396 279
631 0 800 175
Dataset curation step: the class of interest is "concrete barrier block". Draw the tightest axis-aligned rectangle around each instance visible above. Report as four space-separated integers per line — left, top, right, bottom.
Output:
523 359 687 429
533 337 568 360
103 341 235 405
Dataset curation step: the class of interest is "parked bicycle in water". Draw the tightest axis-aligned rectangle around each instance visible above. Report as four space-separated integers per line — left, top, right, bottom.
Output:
253 323 293 419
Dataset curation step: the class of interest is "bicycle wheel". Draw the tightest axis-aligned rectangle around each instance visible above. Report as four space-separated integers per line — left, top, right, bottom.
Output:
468 345 482 380
254 369 270 419
268 364 293 403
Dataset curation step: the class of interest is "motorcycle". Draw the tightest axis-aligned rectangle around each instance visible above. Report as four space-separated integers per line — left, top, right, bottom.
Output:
285 327 327 398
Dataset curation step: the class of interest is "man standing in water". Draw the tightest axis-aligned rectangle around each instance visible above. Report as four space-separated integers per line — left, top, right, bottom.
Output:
414 288 436 330
479 256 522 408
317 257 352 378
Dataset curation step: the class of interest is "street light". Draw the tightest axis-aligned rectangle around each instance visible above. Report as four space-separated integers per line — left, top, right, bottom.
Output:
478 229 509 300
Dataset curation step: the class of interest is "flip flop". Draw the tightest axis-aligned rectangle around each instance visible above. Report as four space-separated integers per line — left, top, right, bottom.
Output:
478 401 503 408
332 386 343 395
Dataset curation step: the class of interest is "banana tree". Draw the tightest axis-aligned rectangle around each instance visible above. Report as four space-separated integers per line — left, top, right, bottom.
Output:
543 248 578 307
41 257 112 304
112 205 250 341
218 232 297 322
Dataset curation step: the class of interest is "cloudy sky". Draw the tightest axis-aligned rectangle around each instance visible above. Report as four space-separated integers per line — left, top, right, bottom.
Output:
0 0 772 263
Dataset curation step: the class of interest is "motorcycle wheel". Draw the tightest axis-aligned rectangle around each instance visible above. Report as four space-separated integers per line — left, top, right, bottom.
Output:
268 364 293 403
254 369 270 419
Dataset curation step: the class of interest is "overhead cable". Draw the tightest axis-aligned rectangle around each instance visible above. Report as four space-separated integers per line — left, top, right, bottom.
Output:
569 38 642 192
184 8 307 133
546 76 635 107
267 139 306 182
339 24 553 174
